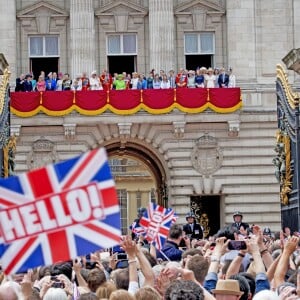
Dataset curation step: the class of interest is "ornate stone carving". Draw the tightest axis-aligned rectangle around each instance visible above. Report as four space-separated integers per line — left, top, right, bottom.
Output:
10 124 21 137
175 0 225 28
63 123 76 139
191 134 223 175
173 121 186 138
17 1 68 31
118 122 132 136
273 129 292 206
27 138 58 170
228 120 240 137
3 136 17 177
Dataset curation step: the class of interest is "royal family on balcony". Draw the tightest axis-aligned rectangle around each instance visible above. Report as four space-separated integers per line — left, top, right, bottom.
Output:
14 67 236 92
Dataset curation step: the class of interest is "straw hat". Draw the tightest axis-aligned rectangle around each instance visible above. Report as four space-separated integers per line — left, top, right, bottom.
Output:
212 279 243 296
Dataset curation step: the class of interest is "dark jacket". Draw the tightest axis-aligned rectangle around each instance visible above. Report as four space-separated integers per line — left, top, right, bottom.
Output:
217 73 229 87
157 240 182 261
231 222 249 231
183 222 203 240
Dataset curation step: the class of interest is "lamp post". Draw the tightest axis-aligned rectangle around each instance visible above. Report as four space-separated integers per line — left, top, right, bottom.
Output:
282 48 300 231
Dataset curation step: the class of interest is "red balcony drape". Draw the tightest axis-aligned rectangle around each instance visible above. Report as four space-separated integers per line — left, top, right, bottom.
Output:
10 88 242 117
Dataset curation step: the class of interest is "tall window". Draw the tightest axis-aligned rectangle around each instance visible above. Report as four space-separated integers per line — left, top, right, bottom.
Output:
184 32 215 69
184 32 214 55
117 189 128 235
29 36 59 57
107 34 137 55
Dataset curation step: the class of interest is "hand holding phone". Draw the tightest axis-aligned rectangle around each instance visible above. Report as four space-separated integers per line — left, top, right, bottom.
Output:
228 240 247 250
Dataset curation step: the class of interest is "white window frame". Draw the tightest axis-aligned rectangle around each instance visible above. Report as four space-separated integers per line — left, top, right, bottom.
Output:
28 35 60 57
107 34 137 56
184 32 215 55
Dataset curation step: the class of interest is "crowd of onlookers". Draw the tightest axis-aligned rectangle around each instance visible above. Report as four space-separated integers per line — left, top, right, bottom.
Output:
0 211 299 299
14 67 237 93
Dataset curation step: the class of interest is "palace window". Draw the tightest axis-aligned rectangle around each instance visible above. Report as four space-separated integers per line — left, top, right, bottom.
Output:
184 32 214 55
117 189 128 235
29 36 59 57
107 34 137 55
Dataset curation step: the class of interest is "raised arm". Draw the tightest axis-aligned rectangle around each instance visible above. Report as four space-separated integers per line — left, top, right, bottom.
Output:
204 237 228 293
120 235 139 294
274 236 299 288
225 248 247 279
136 244 155 287
252 225 273 270
247 235 271 294
266 253 281 282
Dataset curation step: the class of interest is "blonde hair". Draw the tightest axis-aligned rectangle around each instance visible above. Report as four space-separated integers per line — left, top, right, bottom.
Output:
135 286 162 300
109 289 135 300
96 281 117 299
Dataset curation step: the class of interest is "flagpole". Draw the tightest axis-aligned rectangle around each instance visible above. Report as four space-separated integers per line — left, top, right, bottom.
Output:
158 249 171 261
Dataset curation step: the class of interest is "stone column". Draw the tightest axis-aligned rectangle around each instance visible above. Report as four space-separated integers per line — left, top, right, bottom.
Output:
149 0 175 73
70 0 96 78
0 0 16 82
226 0 256 83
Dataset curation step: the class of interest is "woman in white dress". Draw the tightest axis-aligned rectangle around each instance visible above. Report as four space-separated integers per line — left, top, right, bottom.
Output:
204 68 216 88
228 67 236 88
160 74 170 89
89 71 101 90
131 72 139 89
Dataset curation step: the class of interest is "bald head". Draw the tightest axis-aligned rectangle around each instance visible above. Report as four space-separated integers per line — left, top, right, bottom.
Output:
0 281 21 300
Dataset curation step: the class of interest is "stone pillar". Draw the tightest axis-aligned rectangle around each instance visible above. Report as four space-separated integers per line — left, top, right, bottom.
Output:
70 0 96 78
0 0 16 82
149 0 175 73
226 0 256 82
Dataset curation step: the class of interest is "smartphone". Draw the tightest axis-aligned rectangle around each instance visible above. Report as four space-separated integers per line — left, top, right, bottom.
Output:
117 253 127 260
116 259 129 269
228 240 247 250
85 261 97 269
52 281 64 288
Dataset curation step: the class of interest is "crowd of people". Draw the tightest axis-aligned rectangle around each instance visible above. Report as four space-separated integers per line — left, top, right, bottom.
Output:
0 211 299 300
14 67 236 93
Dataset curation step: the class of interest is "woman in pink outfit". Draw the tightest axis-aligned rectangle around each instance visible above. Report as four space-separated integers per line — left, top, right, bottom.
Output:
36 75 46 92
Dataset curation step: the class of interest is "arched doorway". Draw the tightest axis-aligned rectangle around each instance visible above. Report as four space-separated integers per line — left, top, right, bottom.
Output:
105 141 168 235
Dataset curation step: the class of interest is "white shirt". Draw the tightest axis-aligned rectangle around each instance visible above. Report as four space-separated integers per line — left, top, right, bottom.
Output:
89 76 101 90
161 80 170 89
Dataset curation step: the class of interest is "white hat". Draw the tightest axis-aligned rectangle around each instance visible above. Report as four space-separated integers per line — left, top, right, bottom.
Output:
91 70 97 75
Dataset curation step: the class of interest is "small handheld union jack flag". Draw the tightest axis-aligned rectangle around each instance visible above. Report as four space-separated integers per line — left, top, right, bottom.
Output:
0 148 121 275
129 220 146 236
139 202 176 250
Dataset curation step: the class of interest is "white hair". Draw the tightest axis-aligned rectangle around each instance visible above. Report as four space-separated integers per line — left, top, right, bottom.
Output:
0 281 24 300
165 261 181 269
43 288 68 300
253 290 279 300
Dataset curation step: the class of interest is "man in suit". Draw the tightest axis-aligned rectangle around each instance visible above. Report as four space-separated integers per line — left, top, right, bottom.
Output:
231 211 249 231
183 212 203 240
217 67 229 88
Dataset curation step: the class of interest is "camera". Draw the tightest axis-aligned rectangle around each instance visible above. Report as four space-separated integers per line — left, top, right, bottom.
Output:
85 260 97 269
228 240 247 250
117 253 127 260
51 277 65 289
85 254 97 269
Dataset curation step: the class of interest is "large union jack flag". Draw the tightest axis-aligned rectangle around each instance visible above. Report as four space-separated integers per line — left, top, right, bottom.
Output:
139 203 175 250
0 148 120 274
